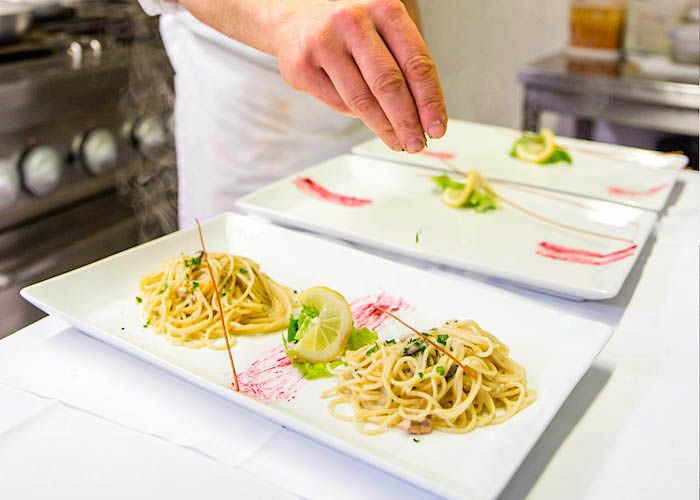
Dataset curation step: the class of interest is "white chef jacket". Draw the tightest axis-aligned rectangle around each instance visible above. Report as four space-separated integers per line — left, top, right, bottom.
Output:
139 1 372 227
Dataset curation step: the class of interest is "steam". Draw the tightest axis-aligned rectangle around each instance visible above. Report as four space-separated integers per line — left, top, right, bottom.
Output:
117 4 178 241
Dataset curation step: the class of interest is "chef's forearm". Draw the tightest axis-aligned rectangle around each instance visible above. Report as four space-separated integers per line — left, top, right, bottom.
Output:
178 0 301 56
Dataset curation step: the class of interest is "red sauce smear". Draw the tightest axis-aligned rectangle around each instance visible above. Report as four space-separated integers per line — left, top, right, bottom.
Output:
350 291 411 331
607 184 668 197
237 346 304 403
420 150 456 160
294 177 372 207
536 241 638 266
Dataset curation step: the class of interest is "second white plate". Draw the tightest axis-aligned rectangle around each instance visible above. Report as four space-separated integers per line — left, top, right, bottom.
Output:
352 119 683 212
238 155 658 300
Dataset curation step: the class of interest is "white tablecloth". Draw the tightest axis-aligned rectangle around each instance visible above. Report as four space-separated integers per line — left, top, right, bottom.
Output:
1 171 698 500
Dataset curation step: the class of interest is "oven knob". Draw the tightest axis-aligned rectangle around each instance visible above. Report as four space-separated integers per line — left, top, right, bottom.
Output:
19 145 64 196
0 159 20 210
74 128 118 175
132 116 166 153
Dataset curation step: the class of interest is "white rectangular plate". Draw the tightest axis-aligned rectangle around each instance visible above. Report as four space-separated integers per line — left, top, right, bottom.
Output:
352 119 684 211
21 214 612 500
238 155 657 300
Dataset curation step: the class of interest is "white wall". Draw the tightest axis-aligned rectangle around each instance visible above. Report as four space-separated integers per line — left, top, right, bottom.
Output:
419 0 569 129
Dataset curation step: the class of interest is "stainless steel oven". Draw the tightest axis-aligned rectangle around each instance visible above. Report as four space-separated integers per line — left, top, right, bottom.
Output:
0 0 177 338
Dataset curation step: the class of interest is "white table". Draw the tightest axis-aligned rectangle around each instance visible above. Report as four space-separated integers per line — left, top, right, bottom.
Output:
1 171 698 500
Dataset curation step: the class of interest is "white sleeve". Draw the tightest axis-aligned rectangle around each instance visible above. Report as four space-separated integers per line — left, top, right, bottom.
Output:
138 0 179 15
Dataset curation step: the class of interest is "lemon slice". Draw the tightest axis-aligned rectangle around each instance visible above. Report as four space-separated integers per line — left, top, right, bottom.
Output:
442 171 477 208
287 286 353 363
515 128 556 163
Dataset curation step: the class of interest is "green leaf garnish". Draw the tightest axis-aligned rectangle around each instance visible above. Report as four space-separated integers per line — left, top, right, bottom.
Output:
290 359 346 380
539 147 572 165
135 296 142 303
432 175 465 191
366 343 379 355
287 316 299 342
418 371 424 378
191 281 199 292
158 283 168 295
436 365 445 376
346 327 379 351
436 334 448 345
239 268 249 275
413 438 421 443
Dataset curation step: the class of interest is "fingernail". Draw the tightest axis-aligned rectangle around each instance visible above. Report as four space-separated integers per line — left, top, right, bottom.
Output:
390 143 403 152
428 120 445 139
406 138 425 154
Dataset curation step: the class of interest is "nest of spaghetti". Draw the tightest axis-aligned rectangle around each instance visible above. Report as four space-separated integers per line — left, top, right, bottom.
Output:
323 320 536 435
138 252 292 349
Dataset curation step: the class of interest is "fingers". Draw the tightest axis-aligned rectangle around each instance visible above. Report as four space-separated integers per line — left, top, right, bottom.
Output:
348 27 426 153
372 0 447 139
320 49 403 152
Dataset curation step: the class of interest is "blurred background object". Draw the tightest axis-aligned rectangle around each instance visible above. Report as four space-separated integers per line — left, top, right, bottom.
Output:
569 0 627 59
0 0 175 338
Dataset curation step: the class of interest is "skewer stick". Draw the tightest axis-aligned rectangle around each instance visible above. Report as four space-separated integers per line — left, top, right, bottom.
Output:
195 218 240 391
441 160 635 244
374 306 479 379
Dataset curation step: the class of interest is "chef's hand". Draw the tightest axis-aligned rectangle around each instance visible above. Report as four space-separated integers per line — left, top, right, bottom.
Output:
275 0 446 153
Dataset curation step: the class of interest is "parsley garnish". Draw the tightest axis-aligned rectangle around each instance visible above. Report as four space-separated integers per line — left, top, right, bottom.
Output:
418 371 424 378
135 296 142 303
436 365 445 376
437 334 448 345
384 339 396 345
143 319 150 328
159 283 168 295
184 252 203 269
366 343 379 355
239 268 248 275
412 438 420 443
191 281 199 292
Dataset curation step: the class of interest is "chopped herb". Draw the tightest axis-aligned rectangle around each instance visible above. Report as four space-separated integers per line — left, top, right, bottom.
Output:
287 316 299 342
135 296 142 303
143 320 150 328
436 365 446 376
184 251 203 269
418 371 424 378
159 283 168 295
412 438 421 443
191 281 199 292
239 268 249 275
415 229 423 244
403 338 426 356
436 334 448 345
384 339 397 345
366 343 379 355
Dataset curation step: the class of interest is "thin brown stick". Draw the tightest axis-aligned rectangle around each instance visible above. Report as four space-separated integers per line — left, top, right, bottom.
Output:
374 306 479 379
440 160 635 244
195 218 240 391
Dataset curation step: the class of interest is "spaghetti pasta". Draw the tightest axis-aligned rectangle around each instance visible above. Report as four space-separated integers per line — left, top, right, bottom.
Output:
138 252 291 349
323 320 535 435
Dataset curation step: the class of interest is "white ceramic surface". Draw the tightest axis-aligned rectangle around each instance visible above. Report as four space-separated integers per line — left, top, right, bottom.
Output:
21 213 612 500
238 155 658 300
352 120 684 212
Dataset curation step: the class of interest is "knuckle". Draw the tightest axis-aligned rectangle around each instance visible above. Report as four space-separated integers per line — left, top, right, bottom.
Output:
349 90 377 114
372 69 405 96
372 0 405 18
331 6 366 31
306 26 333 54
394 116 420 133
404 53 437 81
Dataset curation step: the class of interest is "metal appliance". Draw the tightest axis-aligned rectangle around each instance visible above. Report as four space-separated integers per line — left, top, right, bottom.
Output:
0 0 177 338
